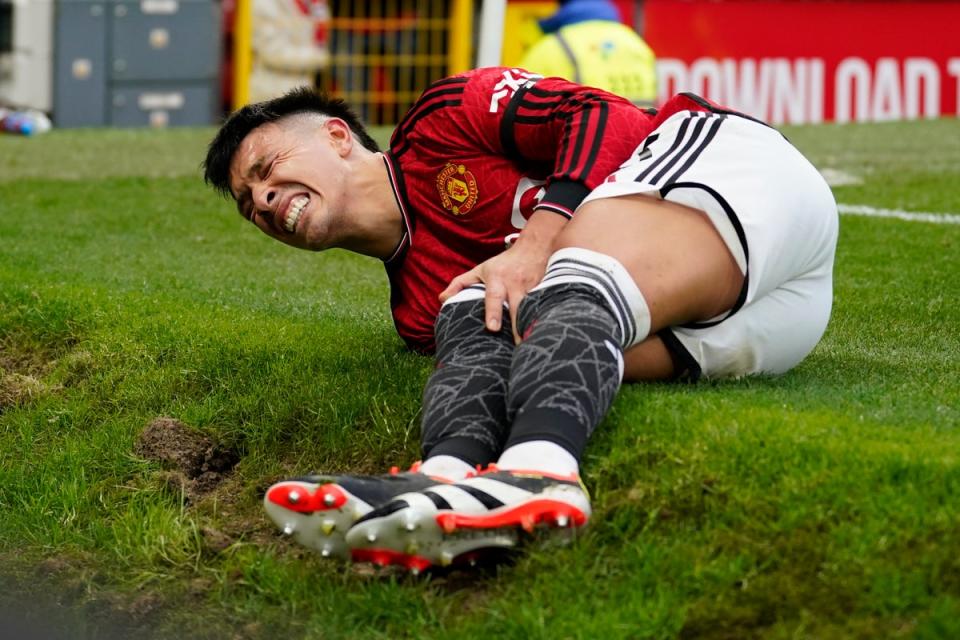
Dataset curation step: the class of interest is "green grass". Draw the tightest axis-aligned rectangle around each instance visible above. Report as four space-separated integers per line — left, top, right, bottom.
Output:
1 117 959 639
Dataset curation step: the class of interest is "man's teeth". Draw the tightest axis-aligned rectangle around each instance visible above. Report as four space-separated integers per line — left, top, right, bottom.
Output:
284 196 309 232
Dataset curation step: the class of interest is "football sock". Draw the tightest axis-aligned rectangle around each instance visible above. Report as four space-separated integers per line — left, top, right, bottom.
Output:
419 455 476 481
419 286 514 468
506 282 624 461
505 248 651 462
496 440 580 477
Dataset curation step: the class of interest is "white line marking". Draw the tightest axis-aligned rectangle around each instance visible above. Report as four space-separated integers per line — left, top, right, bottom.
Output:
838 204 960 225
821 168 863 187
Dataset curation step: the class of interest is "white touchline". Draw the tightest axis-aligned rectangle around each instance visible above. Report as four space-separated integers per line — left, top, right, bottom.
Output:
838 204 960 225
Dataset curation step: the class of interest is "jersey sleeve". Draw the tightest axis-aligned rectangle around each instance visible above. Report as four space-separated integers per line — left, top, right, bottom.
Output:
501 72 657 218
390 67 659 218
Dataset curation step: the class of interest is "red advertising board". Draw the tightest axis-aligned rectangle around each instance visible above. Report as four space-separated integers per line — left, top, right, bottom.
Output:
643 0 960 123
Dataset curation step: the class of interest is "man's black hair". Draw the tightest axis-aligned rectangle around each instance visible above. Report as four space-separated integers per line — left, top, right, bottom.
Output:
203 86 380 197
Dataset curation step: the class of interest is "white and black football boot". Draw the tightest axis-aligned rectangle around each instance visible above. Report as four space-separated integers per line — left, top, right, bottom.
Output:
263 462 448 560
344 466 591 573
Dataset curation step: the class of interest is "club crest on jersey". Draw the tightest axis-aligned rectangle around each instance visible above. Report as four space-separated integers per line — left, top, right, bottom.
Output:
436 162 479 216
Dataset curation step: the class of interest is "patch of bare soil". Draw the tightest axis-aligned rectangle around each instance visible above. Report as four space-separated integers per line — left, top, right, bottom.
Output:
0 372 49 408
192 470 286 552
0 342 59 411
135 417 240 504
133 417 283 554
0 341 49 375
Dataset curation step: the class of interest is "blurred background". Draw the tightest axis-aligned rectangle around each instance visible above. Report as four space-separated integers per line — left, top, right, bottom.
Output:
0 0 956 130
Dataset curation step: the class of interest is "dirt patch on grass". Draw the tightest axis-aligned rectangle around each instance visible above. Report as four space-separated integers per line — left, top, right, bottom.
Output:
0 341 61 410
135 417 240 503
0 341 50 376
132 417 294 558
194 470 285 552
0 372 50 408
133 417 281 553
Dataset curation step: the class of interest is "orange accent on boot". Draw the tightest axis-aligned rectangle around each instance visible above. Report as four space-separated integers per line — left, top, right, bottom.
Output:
405 555 432 573
520 513 535 533
265 482 348 513
437 513 459 534
434 499 588 532
351 547 433 571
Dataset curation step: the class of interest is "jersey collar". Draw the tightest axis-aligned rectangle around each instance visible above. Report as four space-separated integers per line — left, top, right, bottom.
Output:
382 153 411 266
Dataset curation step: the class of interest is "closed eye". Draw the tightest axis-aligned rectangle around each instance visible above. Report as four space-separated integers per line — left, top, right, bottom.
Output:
236 193 253 221
259 156 277 183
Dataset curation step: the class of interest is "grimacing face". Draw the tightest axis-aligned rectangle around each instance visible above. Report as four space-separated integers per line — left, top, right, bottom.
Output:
228 115 354 251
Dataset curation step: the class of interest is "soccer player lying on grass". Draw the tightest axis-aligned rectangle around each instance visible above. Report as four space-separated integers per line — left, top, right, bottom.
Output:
203 68 838 570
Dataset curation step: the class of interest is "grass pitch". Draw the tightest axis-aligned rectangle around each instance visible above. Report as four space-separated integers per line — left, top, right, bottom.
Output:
0 118 958 639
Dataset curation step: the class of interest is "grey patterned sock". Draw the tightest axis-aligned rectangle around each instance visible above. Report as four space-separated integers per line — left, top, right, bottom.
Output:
420 290 514 467
505 283 624 461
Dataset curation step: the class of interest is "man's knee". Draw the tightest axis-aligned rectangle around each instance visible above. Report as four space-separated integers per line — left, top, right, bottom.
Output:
434 285 500 356
520 247 651 349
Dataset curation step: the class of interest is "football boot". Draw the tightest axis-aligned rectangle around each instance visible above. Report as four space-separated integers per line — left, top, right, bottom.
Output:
344 466 590 573
263 462 447 559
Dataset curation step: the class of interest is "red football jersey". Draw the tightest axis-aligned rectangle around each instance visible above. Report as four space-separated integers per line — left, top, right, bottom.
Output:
382 67 718 353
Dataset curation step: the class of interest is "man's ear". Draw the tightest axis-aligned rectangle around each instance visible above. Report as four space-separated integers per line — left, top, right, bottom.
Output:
325 118 354 157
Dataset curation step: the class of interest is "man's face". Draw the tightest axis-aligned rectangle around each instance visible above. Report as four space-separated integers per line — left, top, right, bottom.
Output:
228 115 352 250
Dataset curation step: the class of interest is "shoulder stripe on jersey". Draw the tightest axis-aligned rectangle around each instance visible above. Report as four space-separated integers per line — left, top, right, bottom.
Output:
426 76 470 90
397 83 466 131
395 87 464 134
391 97 463 158
500 83 579 156
663 115 725 186
525 85 577 100
390 77 467 156
512 89 577 125
516 88 576 112
410 76 468 106
504 86 580 167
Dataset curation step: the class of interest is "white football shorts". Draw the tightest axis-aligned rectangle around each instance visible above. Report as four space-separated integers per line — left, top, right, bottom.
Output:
580 109 839 379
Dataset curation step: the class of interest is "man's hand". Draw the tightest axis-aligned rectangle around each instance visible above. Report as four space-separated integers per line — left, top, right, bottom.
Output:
439 210 568 339
439 243 549 337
